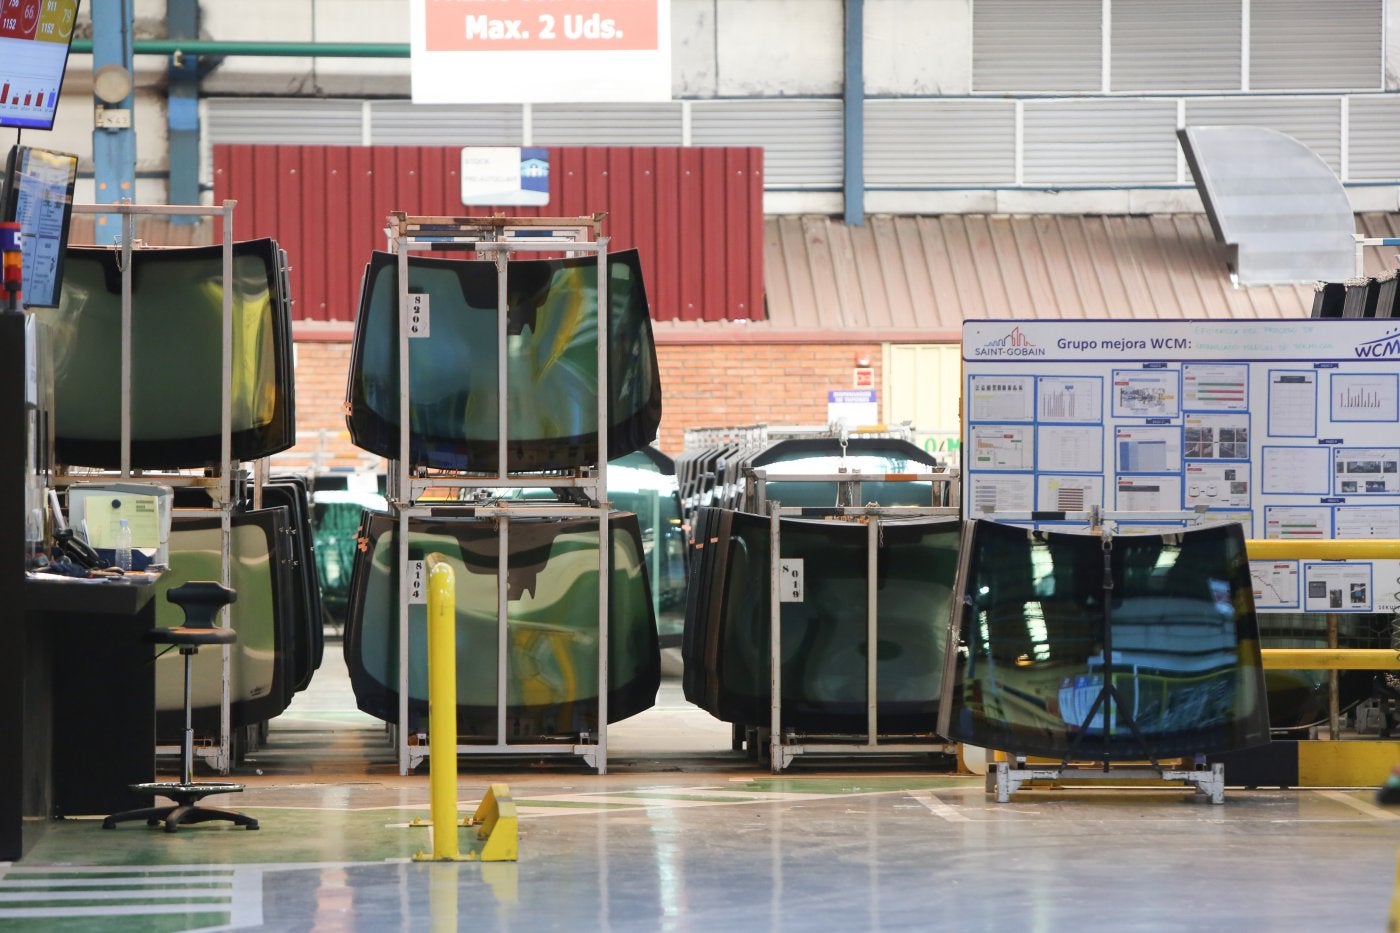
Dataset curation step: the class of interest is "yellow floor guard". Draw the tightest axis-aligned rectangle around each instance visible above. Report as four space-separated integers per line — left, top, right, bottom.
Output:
412 782 519 862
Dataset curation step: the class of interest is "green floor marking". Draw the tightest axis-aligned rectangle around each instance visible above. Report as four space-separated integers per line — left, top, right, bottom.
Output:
0 912 229 933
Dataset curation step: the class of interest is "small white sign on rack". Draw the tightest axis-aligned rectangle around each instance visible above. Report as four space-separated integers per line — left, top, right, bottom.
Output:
404 293 429 339
408 560 427 605
779 558 804 602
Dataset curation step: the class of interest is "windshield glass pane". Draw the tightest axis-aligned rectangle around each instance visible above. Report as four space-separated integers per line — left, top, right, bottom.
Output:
752 438 946 508
346 249 661 472
941 520 1270 761
43 240 294 469
344 510 660 735
684 509 960 733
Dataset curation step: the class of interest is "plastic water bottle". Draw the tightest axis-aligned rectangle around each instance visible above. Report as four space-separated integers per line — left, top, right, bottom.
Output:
115 518 132 571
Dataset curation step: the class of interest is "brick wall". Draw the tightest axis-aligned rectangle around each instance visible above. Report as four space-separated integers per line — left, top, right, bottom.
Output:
271 339 884 473
653 341 884 454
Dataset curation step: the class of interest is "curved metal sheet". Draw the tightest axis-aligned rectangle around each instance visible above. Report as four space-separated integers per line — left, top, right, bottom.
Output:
1179 125 1355 285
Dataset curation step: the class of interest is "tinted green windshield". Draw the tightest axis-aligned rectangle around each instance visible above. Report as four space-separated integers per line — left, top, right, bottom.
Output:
346 249 661 472
683 509 960 733
344 511 660 736
44 240 294 469
941 520 1271 761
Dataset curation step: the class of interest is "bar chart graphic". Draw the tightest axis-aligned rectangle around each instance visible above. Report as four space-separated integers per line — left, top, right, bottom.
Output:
1331 374 1398 422
1037 376 1102 422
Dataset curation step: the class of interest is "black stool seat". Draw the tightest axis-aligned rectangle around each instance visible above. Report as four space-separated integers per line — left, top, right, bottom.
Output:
145 625 237 647
103 581 259 833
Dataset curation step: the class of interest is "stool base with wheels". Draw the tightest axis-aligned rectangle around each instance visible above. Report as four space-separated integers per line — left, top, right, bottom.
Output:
103 581 259 833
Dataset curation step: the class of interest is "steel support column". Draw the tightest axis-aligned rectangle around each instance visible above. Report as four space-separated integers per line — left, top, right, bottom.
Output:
166 0 200 221
92 0 136 236
843 0 864 227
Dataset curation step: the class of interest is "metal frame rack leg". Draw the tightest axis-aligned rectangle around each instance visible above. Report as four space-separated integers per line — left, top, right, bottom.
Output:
385 214 612 775
60 201 244 774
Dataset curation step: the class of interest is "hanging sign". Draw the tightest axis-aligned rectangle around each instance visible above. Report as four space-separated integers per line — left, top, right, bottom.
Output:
461 147 550 206
411 0 672 103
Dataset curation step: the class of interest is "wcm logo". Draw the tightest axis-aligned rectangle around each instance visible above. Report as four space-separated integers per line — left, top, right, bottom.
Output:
1354 329 1400 358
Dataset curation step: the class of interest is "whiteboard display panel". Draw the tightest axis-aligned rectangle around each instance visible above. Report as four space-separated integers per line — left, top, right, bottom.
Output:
962 319 1400 613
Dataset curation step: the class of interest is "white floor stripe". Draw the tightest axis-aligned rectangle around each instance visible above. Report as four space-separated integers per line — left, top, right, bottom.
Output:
2 878 232 888
0 889 229 902
1 867 234 876
226 867 265 930
1315 789 1400 821
0 903 229 919
911 792 970 822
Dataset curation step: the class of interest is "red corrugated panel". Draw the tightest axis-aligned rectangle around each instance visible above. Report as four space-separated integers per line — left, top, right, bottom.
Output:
213 144 764 325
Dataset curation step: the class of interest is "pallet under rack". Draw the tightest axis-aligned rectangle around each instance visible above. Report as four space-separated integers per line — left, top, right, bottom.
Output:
384 213 613 774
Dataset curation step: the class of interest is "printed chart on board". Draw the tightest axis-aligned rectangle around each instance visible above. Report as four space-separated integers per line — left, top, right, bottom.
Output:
962 319 1400 613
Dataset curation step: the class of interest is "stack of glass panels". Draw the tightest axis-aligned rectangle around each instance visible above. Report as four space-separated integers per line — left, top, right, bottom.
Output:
343 511 660 736
682 509 960 733
749 438 948 509
154 508 298 738
44 239 295 469
345 249 661 472
939 520 1271 761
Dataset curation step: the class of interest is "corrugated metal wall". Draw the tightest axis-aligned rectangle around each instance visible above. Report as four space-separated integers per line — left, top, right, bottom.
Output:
1250 0 1382 90
208 88 1399 194
1111 1 1242 92
211 145 764 324
972 0 1382 94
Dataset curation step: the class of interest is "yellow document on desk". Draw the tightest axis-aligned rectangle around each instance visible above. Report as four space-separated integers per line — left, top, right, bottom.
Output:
82 494 162 549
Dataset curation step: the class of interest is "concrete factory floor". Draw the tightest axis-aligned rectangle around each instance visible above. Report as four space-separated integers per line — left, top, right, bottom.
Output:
3 648 1399 932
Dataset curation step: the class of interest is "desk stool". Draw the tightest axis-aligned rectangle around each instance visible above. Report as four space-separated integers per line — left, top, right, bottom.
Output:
103 581 259 833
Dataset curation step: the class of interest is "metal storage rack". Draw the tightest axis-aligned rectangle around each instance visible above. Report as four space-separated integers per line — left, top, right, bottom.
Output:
383 213 612 775
966 507 1230 803
750 465 962 772
54 201 243 773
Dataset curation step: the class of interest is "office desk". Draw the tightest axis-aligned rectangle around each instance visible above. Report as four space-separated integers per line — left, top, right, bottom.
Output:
26 576 159 818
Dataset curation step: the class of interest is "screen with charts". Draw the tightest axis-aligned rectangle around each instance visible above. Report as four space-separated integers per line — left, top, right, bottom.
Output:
0 0 80 131
2 145 77 307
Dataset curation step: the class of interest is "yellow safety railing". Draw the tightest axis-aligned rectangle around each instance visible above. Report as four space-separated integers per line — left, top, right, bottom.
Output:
1246 538 1400 666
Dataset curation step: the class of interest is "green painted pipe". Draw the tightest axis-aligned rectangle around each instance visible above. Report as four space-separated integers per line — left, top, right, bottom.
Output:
70 39 409 58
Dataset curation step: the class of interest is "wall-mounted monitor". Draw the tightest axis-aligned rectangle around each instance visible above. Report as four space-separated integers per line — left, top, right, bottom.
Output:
0 1 81 131
2 145 77 307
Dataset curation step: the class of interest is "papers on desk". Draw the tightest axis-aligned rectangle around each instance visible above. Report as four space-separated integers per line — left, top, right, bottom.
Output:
81 494 161 549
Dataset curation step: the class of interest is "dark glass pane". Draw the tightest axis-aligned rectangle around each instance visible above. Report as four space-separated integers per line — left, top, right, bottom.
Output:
264 478 324 692
346 249 661 471
344 511 660 736
154 508 296 735
494 448 687 644
313 488 388 633
43 239 295 469
604 449 687 645
683 509 960 733
751 438 946 508
942 520 1271 760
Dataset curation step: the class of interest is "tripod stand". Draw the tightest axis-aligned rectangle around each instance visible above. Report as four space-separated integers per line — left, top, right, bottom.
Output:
1058 526 1158 772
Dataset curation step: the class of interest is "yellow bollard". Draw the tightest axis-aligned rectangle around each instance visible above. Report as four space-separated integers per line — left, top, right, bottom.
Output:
423 553 460 861
407 556 519 863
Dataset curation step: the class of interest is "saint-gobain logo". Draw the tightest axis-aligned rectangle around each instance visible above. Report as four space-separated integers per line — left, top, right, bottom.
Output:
974 326 1045 357
1354 330 1400 358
